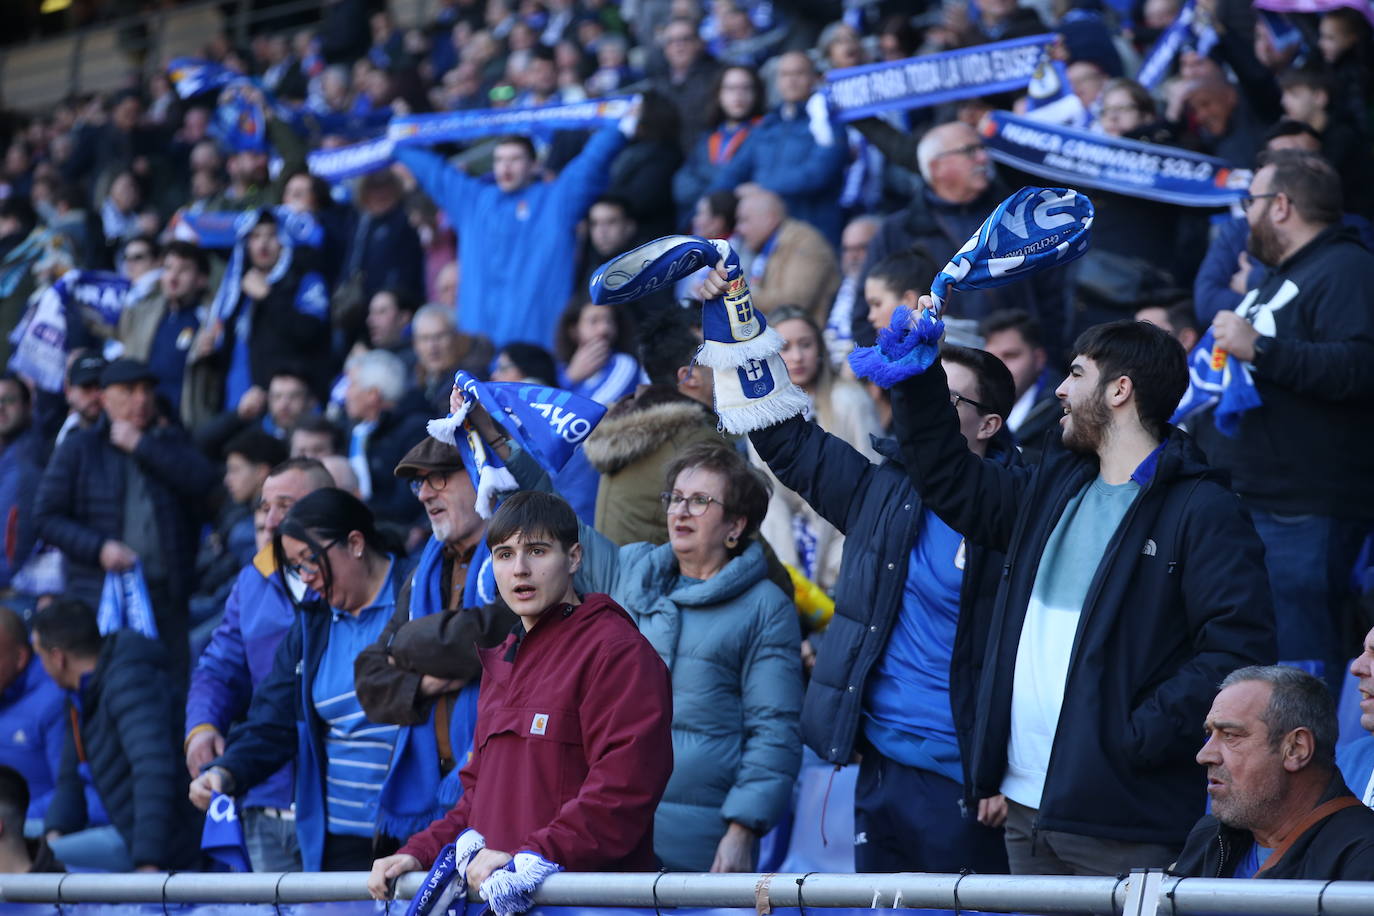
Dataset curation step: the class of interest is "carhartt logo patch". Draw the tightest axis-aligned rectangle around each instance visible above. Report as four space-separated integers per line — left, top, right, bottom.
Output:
530 713 549 735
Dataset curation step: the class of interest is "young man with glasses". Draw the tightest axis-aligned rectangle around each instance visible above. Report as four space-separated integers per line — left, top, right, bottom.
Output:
744 343 1021 874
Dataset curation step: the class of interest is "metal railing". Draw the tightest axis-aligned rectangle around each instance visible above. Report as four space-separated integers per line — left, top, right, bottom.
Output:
3 870 1374 915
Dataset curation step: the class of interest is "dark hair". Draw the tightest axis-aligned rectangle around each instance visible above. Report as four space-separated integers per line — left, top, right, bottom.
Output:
374 287 418 317
1220 665 1338 770
0 371 31 410
486 490 579 552
877 14 920 57
940 344 1016 420
1163 300 1200 336
700 189 739 236
493 135 537 160
1263 118 1322 148
1277 69 1331 95
251 207 278 229
637 306 701 385
0 765 30 826
123 234 159 258
1071 320 1188 441
662 440 771 556
30 598 103 658
554 296 634 363
1256 149 1343 226
273 488 400 605
498 342 557 386
280 168 333 211
0 605 28 652
866 248 936 298
1101 77 1156 118
163 239 210 276
268 360 312 388
635 90 682 145
978 308 1044 350
0 197 38 234
705 65 766 128
291 415 345 453
590 193 634 221
268 456 336 488
224 428 289 467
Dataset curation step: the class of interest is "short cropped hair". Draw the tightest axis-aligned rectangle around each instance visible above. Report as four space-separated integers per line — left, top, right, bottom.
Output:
163 240 209 276
1220 665 1338 770
1256 149 1343 227
268 456 336 489
290 415 344 453
1072 320 1188 442
978 308 1044 350
224 428 289 467
662 440 770 556
867 249 936 298
940 345 1016 420
486 490 580 552
30 598 103 658
637 306 701 385
494 135 537 161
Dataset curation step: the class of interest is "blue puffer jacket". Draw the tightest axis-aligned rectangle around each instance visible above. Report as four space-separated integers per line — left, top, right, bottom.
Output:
507 448 802 871
185 547 295 810
396 127 626 350
709 105 847 244
0 657 67 821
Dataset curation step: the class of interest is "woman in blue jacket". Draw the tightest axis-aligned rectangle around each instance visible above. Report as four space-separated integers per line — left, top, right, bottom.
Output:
188 489 416 871
672 65 765 229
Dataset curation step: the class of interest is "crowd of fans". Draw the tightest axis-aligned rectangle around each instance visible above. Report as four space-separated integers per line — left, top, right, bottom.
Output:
0 0 1371 889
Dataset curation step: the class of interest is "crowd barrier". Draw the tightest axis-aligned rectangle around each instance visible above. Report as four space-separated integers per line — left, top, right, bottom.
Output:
4 871 1374 916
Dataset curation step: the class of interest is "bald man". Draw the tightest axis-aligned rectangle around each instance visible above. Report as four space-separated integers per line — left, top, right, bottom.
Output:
710 51 848 244
858 120 1067 352
734 189 840 320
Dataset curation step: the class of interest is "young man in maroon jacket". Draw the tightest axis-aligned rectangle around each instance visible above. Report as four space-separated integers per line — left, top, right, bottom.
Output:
368 490 673 900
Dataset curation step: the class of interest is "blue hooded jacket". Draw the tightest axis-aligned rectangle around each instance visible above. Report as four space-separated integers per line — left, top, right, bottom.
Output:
396 128 626 349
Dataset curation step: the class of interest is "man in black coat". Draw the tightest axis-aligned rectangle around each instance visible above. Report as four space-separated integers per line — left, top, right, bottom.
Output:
342 349 429 529
749 346 1019 874
1171 666 1374 879
32 599 202 872
1210 150 1374 690
32 359 218 684
890 317 1276 874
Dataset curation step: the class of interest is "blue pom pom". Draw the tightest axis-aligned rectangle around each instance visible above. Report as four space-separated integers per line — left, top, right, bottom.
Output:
847 307 945 388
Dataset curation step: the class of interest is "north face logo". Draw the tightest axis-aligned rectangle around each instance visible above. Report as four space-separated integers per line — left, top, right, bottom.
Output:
1141 538 1157 557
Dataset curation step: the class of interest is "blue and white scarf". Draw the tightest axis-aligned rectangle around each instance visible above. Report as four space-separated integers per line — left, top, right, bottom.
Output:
201 792 251 872
982 111 1245 207
1137 0 1219 89
824 34 1056 121
851 187 1095 387
1169 326 1262 435
7 271 132 393
97 562 159 638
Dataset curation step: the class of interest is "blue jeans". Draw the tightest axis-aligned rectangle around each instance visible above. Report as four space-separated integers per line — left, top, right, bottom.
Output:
243 807 302 872
1249 510 1372 690
48 825 133 872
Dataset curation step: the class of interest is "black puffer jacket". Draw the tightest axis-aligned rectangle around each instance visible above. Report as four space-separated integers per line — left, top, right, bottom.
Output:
32 416 217 609
45 631 202 869
1169 775 1374 878
890 362 1276 845
749 413 1017 799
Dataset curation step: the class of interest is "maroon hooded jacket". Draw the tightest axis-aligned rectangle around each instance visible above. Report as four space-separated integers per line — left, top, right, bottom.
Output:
397 592 673 870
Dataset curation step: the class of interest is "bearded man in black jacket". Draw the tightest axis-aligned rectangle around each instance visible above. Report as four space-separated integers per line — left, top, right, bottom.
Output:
889 317 1276 875
1210 150 1374 691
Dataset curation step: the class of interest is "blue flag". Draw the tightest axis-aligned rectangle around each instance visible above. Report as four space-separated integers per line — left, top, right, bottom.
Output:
201 792 251 872
167 57 239 99
427 372 608 518
97 563 159 639
1169 327 1263 436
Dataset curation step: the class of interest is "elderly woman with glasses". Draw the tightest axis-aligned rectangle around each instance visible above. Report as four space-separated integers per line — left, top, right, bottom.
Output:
462 386 801 874
188 488 415 872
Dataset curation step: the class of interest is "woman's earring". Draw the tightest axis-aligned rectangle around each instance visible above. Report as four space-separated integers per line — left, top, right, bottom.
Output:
725 534 739 549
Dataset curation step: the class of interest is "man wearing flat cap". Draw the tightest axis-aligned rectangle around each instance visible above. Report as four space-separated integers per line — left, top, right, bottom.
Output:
33 358 217 684
354 435 516 745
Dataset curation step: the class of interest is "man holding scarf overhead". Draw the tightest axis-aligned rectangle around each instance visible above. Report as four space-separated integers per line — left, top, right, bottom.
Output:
353 436 517 840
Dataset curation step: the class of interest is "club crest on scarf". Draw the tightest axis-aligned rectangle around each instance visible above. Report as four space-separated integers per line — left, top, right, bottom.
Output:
1169 326 1263 436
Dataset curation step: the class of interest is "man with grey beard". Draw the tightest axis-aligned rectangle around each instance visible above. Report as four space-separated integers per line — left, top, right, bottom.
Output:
1211 150 1374 691
353 437 515 730
1169 666 1374 878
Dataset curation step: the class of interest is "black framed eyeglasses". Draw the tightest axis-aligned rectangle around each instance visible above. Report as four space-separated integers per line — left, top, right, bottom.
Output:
950 391 991 413
285 537 341 578
660 491 725 517
1240 192 1280 212
409 472 452 495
